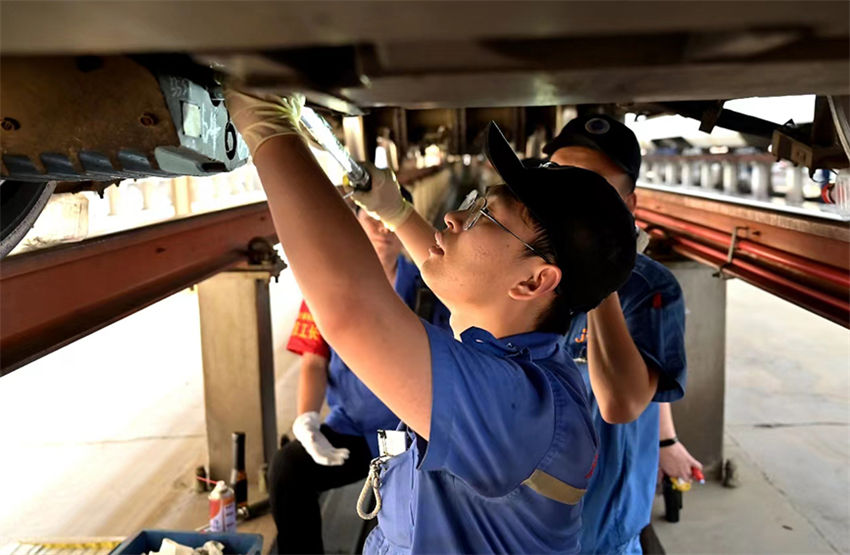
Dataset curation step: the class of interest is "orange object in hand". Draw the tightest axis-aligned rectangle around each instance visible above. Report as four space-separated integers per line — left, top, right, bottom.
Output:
692 466 705 484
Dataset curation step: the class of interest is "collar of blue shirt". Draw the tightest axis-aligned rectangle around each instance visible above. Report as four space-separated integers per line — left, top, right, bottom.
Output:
459 326 563 360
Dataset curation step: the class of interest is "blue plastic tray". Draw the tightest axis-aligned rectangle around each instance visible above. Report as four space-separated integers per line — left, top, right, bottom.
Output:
111 529 263 555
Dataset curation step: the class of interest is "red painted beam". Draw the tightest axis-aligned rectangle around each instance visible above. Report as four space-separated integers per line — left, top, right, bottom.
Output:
636 207 850 290
0 202 277 375
637 188 850 272
638 222 850 328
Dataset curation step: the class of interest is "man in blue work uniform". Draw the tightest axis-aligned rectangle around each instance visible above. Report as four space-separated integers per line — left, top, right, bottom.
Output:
224 86 637 554
268 192 450 553
545 114 697 554
345 128 633 553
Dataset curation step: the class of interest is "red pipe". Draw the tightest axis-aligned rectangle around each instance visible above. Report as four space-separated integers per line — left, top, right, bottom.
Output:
641 225 849 328
635 208 850 289
639 223 849 314
666 238 849 328
673 235 848 312
666 246 848 327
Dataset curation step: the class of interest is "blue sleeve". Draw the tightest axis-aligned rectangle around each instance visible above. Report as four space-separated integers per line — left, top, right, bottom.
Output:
418 322 554 497
620 271 687 403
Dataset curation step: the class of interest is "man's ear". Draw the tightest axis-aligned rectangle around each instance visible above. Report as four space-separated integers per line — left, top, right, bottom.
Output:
508 264 562 301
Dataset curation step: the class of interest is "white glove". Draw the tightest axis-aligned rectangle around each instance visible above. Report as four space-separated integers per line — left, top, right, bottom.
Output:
350 162 414 231
292 411 350 466
223 86 308 156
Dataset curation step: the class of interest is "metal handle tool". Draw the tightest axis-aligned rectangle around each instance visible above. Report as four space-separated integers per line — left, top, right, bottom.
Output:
300 106 371 191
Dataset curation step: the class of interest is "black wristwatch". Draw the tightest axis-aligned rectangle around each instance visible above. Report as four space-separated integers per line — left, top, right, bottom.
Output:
659 437 678 448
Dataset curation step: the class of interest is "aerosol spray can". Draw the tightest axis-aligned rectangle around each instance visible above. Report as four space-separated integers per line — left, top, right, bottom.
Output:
230 431 248 509
209 480 237 532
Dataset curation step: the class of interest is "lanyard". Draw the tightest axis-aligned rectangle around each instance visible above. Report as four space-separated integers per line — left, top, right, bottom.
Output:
357 455 390 520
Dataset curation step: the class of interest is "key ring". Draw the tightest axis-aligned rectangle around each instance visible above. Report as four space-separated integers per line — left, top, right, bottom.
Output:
357 456 389 520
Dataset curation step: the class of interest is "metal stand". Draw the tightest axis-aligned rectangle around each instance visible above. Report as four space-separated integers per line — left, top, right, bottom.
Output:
197 239 285 483
666 260 727 477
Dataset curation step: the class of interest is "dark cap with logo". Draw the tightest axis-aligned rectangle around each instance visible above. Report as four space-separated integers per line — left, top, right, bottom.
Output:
543 114 641 185
484 121 636 313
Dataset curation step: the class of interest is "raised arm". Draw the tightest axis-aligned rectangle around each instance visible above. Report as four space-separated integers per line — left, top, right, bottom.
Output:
586 292 658 424
296 353 329 415
226 90 433 438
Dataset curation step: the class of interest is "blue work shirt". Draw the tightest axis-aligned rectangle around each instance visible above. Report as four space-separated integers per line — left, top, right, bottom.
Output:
364 322 598 554
565 253 687 554
325 255 451 457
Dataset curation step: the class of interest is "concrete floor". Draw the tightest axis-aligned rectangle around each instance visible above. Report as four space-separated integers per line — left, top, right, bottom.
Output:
0 275 847 553
653 280 850 554
652 438 838 554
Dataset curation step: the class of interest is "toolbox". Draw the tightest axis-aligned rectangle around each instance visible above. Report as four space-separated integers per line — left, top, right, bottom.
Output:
111 530 262 555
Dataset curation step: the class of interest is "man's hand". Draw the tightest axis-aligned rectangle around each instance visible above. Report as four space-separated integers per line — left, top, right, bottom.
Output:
659 440 703 482
350 162 414 231
223 87 307 156
292 411 350 466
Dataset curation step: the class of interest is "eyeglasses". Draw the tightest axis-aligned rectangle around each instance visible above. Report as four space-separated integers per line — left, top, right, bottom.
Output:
457 190 553 264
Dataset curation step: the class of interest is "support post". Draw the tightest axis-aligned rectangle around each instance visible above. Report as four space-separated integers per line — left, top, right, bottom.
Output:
666 260 727 477
141 180 156 210
198 266 279 486
680 161 693 187
107 183 122 216
171 176 192 216
751 162 772 201
722 161 738 194
664 162 678 186
785 166 806 204
651 162 663 184
699 161 713 188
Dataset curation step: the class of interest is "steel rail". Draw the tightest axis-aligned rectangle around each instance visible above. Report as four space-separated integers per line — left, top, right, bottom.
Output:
0 202 277 376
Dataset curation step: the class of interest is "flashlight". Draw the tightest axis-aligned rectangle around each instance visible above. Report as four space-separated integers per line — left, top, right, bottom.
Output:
300 107 371 191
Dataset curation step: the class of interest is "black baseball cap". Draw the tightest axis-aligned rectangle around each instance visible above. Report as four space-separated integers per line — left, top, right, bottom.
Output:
543 114 641 185
484 122 636 313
